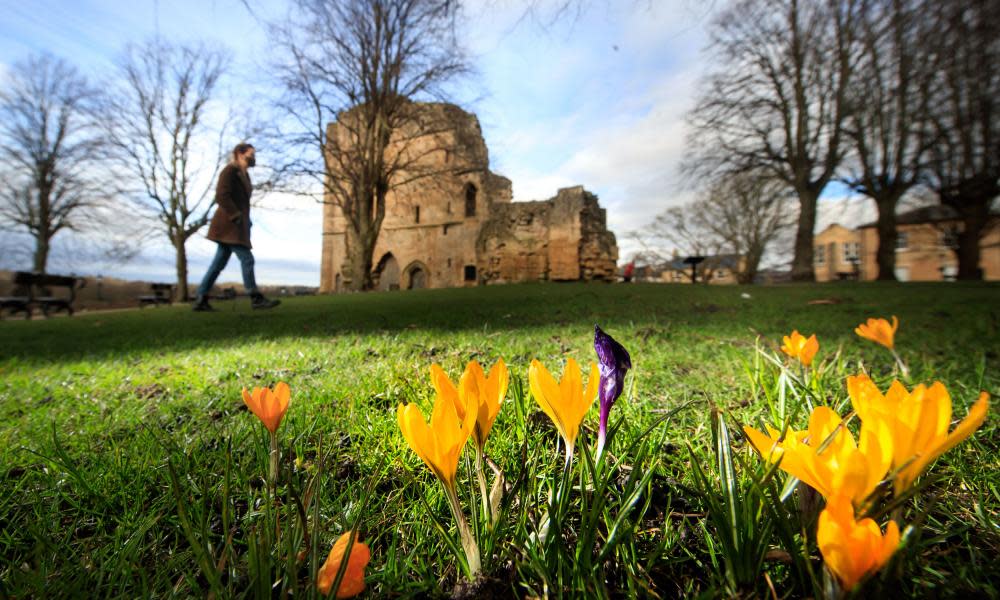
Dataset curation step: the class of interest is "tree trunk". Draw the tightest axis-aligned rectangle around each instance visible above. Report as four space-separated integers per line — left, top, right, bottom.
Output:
344 226 376 291
174 235 189 301
790 189 818 281
956 207 987 281
943 182 994 281
33 234 50 274
740 247 764 284
874 194 900 281
35 180 52 274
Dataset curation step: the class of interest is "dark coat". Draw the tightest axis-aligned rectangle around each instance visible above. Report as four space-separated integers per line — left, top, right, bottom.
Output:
206 163 253 248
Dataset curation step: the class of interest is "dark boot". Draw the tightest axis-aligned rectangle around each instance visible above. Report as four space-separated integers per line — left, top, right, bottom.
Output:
251 293 280 310
192 295 216 312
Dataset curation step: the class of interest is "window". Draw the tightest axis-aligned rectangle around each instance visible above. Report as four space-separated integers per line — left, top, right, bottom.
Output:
895 232 908 251
464 265 477 281
941 228 959 249
815 245 826 265
447 258 452 267
414 205 420 224
843 242 859 261
464 184 477 217
442 224 448 235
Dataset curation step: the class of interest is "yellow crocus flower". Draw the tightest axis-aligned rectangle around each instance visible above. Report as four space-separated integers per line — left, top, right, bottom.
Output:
398 388 476 491
430 359 509 451
528 357 599 460
781 330 819 366
817 496 900 591
848 374 990 492
743 406 892 506
855 316 898 350
316 531 370 598
399 379 482 576
242 382 291 435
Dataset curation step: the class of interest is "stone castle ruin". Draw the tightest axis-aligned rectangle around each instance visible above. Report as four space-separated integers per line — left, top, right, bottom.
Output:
319 103 618 292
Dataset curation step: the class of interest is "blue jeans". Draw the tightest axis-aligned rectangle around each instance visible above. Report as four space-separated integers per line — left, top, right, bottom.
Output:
196 243 259 298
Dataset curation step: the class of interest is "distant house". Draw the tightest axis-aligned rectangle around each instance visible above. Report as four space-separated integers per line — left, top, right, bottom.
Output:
814 206 1000 281
814 224 862 282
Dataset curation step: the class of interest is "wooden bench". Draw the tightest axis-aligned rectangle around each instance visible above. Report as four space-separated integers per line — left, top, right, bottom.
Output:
0 271 86 319
212 287 237 301
138 283 174 307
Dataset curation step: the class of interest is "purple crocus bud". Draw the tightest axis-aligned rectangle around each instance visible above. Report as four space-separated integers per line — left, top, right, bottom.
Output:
594 324 631 457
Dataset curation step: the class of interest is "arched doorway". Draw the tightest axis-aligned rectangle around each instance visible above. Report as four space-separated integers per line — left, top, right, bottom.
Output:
374 253 401 291
404 261 429 290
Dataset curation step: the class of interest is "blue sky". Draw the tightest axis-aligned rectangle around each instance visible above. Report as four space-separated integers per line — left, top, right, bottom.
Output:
0 0 869 285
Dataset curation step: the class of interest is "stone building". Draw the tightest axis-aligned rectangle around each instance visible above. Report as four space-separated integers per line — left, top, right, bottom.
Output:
319 103 618 292
814 206 1000 281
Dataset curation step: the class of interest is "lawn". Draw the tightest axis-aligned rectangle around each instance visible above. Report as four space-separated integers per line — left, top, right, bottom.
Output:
1 282 997 598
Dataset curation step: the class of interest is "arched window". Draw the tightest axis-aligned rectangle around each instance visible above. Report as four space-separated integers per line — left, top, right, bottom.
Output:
464 183 477 217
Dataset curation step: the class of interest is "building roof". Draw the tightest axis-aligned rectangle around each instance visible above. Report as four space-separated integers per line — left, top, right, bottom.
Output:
665 253 741 271
857 204 995 228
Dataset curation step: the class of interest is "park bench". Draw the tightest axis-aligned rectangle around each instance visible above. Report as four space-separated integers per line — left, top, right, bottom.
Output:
0 271 86 319
138 283 174 307
213 287 238 301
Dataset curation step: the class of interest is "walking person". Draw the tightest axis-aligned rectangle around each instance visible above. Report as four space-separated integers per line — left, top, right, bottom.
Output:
193 142 280 311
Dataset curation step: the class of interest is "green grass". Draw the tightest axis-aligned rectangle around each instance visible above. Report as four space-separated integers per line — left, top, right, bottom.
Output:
1 282 998 598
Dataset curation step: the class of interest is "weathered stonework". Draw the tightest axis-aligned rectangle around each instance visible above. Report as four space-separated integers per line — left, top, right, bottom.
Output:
319 102 618 292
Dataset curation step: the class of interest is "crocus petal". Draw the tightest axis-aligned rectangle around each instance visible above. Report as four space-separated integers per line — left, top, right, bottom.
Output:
475 359 508 446
900 392 989 489
243 383 291 434
781 330 819 366
817 497 899 590
529 359 569 441
853 376 990 492
430 364 462 419
529 358 597 452
398 403 448 485
743 425 784 461
594 325 632 445
855 316 897 349
316 532 371 598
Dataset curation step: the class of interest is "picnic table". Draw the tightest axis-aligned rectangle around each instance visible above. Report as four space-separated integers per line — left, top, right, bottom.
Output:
0 271 86 319
138 283 174 307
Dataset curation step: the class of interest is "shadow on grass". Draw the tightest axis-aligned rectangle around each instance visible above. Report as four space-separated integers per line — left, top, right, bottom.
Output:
1 281 998 366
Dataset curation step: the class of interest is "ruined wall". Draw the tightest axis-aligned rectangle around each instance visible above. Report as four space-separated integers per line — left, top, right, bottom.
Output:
477 186 619 284
320 103 618 292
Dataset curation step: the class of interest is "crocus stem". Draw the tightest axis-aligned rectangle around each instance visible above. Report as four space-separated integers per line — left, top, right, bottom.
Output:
475 448 492 527
444 483 480 579
563 443 574 478
597 413 608 459
268 431 279 495
891 349 909 379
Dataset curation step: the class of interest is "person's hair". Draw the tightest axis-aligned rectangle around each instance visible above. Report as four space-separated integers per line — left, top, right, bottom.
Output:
232 142 255 161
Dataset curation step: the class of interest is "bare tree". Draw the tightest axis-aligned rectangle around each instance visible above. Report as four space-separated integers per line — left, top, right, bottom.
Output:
0 54 110 273
103 41 230 300
924 0 1000 280
633 173 792 284
839 0 937 281
686 0 862 281
266 0 468 291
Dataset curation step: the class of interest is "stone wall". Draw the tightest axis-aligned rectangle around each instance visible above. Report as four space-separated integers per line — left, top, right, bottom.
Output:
477 186 619 284
320 102 618 292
